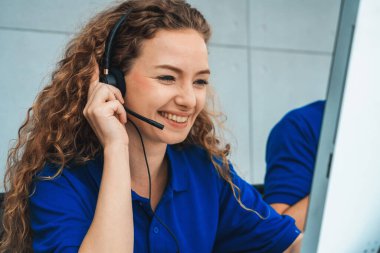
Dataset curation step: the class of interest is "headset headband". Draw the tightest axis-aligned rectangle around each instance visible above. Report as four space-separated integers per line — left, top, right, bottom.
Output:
103 10 132 74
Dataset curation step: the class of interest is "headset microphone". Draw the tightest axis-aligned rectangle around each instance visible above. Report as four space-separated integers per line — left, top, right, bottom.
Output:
100 12 164 130
124 107 164 130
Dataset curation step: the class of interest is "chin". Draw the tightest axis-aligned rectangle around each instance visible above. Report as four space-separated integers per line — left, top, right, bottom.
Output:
161 133 188 145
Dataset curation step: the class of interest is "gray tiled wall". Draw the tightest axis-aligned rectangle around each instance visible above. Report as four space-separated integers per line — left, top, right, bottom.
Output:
0 0 341 191
249 0 339 52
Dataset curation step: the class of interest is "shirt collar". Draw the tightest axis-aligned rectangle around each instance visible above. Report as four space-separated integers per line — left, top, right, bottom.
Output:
166 145 189 192
87 145 190 193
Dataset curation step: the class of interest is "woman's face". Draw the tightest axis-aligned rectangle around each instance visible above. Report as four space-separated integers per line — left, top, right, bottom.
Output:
124 29 209 145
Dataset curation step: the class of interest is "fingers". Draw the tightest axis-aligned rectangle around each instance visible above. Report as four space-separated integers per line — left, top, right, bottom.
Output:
84 97 127 125
107 85 125 104
90 99 126 121
110 100 128 124
84 72 127 128
83 65 129 146
87 83 125 108
87 65 124 106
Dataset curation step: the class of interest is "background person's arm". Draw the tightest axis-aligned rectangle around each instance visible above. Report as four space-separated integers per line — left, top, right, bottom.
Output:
264 102 324 232
284 234 303 253
271 196 309 231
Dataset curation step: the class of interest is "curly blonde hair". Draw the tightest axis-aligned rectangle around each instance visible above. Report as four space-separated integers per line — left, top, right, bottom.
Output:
0 0 250 252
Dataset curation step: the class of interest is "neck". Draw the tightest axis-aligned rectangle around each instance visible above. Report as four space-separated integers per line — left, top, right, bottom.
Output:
126 121 167 196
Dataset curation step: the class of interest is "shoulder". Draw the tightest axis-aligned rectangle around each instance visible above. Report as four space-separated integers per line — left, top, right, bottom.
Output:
169 144 264 208
168 144 230 192
170 144 230 178
29 158 103 251
34 156 103 188
281 100 325 126
172 144 253 191
172 143 209 159
292 100 325 115
30 156 103 213
169 144 214 170
269 100 325 143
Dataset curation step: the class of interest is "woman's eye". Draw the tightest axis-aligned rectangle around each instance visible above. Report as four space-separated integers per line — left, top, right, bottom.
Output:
157 75 175 83
194 79 209 86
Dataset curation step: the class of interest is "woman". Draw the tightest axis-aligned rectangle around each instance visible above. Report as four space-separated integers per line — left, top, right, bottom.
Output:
1 0 302 252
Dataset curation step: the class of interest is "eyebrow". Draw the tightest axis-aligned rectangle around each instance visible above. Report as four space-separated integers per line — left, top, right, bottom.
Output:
155 64 211 75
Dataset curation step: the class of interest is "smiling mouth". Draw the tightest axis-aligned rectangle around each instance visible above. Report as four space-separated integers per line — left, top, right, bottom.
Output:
159 112 189 123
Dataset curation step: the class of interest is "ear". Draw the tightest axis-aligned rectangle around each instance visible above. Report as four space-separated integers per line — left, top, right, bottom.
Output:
107 67 126 97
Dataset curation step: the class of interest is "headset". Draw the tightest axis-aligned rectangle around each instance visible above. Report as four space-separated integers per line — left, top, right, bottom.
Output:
100 10 164 130
99 11 180 253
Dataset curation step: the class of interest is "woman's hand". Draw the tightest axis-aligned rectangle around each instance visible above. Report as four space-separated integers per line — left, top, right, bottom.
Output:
83 69 128 147
80 69 133 253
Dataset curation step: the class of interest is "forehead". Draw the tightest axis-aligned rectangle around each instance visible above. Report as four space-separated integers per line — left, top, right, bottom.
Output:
137 29 209 70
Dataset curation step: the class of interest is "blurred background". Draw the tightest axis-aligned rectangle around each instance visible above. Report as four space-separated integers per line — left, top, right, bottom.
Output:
0 0 340 191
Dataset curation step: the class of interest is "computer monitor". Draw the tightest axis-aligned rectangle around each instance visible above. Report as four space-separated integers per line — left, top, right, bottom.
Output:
301 0 380 252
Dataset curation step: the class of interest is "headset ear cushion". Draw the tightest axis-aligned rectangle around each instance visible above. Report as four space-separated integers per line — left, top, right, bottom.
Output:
108 67 126 97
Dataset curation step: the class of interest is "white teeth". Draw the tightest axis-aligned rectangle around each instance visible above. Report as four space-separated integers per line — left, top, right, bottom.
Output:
160 112 188 123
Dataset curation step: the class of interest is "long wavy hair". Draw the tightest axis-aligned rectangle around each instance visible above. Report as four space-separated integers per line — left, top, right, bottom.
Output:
0 0 254 252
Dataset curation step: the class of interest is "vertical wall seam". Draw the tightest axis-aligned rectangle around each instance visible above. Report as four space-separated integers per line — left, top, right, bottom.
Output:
246 0 254 183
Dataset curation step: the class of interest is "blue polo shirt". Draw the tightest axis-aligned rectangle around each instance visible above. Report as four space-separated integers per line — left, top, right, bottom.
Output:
264 100 325 205
30 144 301 252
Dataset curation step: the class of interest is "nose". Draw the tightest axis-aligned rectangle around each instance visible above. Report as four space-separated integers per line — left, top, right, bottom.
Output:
174 82 196 109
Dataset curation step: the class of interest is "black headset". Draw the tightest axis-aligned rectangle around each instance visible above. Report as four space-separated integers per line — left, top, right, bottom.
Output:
100 10 164 130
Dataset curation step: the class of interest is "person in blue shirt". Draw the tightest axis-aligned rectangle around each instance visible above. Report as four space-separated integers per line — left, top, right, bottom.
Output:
264 100 325 231
1 0 302 252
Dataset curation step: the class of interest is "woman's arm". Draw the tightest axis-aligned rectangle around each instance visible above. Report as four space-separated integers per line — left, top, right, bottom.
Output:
80 70 133 252
79 143 134 253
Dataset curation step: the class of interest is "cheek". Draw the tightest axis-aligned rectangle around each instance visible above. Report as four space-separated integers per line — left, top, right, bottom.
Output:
127 73 151 96
195 90 207 113
125 74 161 107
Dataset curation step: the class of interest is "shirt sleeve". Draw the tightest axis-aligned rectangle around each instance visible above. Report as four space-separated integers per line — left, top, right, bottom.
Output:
29 165 94 253
264 113 316 205
214 167 301 253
